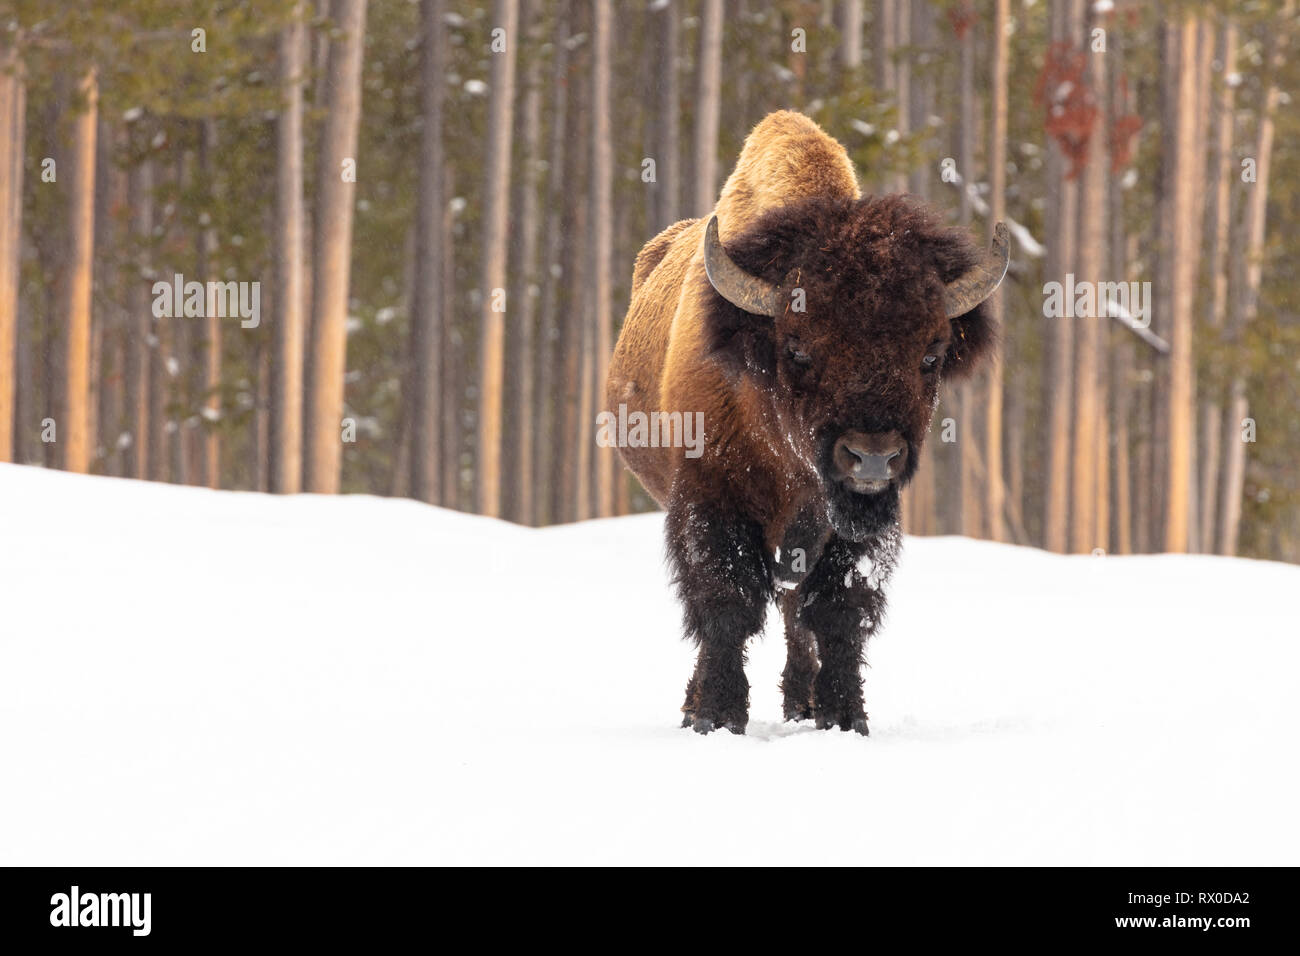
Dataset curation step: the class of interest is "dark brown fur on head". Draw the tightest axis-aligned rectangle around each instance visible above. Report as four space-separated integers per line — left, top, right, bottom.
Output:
700 194 996 535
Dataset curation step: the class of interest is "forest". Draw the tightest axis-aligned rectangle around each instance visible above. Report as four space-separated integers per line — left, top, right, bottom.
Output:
1 0 1297 563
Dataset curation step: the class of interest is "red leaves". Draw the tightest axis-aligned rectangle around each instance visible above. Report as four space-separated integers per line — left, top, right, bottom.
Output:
948 1 977 41
1035 40 1098 180
1036 39 1143 178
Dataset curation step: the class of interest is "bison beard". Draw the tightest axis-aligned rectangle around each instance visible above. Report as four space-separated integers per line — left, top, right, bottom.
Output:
604 111 1008 736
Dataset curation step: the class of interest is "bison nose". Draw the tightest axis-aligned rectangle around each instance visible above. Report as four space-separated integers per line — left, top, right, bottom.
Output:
832 431 908 486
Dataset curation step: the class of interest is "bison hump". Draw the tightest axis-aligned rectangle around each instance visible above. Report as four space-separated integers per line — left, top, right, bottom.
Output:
712 111 861 240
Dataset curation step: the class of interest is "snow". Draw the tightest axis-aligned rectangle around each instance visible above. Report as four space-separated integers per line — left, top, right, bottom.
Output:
2 462 1297 865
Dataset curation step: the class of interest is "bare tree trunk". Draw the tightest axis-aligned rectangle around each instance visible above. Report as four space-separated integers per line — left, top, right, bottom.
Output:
1219 2 1289 555
891 0 911 195
693 0 723 215
535 13 569 525
410 0 446 504
841 0 863 69
1199 18 1236 552
900 4 934 534
1162 15 1200 553
145 154 168 483
198 119 221 489
0 39 23 463
304 0 368 493
956 20 979 538
1133 358 1153 553
475 0 519 516
1108 56 1134 555
124 154 152 478
1070 6 1107 554
270 7 307 494
554 0 590 523
575 273 593 520
985 0 1008 542
505 0 542 523
656 0 680 232
901 2 934 532
874 0 895 95
97 124 128 476
1042 0 1079 552
439 167 459 507
59 68 97 475
165 149 188 483
591 0 614 518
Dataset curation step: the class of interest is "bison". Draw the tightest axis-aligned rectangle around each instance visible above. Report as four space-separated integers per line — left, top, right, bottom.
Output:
605 111 1009 735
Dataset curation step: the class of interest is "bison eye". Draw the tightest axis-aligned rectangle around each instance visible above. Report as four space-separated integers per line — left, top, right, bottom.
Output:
921 353 942 373
788 344 812 366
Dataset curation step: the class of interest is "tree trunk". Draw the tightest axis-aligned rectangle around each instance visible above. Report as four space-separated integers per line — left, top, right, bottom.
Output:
1198 18 1236 552
505 0 542 523
270 8 307 494
198 119 221 489
1218 2 1289 555
554 0 590 524
535 13 569 525
891 0 911 194
475 0 519 516
1108 46 1135 555
146 153 171 484
656 0 680 232
124 154 152 479
1042 0 1080 552
841 0 863 69
409 0 446 504
97 124 127 476
166 149 188 485
591 0 614 518
439 166 459 507
985 0 1008 542
693 0 723 215
956 20 979 539
874 1 895 94
1069 6 1107 554
1162 15 1201 553
304 0 368 493
0 40 23 463
59 68 97 475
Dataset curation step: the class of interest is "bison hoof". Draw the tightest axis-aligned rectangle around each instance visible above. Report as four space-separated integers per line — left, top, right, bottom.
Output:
814 711 870 734
690 716 746 735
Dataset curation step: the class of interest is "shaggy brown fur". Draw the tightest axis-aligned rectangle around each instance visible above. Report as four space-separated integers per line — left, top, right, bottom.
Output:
605 111 1000 735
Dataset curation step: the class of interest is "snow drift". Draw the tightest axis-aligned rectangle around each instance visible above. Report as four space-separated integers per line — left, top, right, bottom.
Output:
1 463 1296 865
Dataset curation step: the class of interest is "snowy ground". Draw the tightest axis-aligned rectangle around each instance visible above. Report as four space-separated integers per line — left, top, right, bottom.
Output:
1 462 1297 865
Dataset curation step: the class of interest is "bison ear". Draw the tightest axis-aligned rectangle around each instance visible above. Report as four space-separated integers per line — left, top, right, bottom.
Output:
942 301 996 381
934 222 1008 380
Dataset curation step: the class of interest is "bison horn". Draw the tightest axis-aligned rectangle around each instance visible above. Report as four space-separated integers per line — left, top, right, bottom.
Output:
703 215 784 317
944 221 1010 318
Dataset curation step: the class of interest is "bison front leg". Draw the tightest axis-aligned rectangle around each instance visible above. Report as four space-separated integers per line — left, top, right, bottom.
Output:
778 589 818 721
797 536 894 735
667 502 772 735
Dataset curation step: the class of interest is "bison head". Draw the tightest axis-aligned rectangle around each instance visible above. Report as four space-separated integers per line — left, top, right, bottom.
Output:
701 195 1009 541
